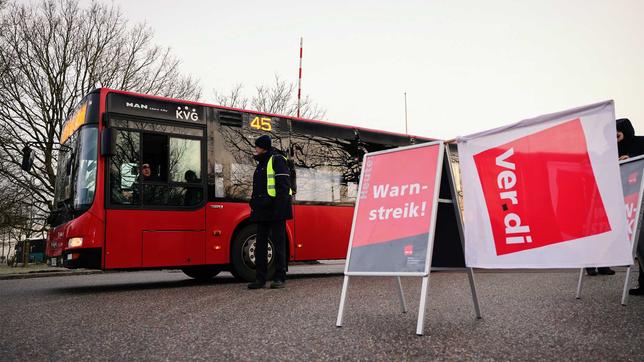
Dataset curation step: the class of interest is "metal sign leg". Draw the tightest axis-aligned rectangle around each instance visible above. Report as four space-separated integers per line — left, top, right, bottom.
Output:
336 276 350 327
621 265 632 306
416 276 430 336
395 276 408 313
575 268 584 299
466 268 482 319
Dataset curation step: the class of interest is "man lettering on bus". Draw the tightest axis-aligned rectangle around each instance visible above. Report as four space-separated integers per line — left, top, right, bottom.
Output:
248 135 293 289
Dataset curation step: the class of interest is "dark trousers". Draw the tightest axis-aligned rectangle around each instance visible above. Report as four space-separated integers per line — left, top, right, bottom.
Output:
255 220 287 283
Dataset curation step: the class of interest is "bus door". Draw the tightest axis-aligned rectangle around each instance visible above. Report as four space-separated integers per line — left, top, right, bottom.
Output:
104 116 207 269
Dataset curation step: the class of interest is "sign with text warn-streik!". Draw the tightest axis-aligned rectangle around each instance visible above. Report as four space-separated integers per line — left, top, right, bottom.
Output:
346 142 443 274
457 101 633 268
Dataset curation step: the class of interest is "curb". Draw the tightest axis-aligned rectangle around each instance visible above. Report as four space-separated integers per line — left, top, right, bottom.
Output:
0 269 103 280
0 268 345 281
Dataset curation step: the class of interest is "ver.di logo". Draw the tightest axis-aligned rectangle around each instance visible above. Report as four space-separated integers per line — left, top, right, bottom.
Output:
473 119 611 255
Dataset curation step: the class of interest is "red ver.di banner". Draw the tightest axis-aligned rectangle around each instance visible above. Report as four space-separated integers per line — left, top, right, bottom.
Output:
346 142 443 274
457 101 633 268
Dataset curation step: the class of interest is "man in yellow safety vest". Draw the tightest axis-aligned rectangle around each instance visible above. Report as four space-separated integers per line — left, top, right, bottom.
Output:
248 135 293 289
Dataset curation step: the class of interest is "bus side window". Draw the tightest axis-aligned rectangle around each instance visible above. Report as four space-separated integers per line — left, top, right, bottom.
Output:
169 137 203 206
109 130 141 205
209 114 289 202
169 138 201 183
290 121 358 204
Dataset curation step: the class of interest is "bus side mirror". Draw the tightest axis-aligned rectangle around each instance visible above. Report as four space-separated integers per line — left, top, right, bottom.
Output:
46 213 56 226
65 156 73 176
21 146 34 172
101 127 115 156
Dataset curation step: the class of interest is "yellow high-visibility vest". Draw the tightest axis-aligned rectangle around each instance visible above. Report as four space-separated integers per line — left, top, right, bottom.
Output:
267 155 293 197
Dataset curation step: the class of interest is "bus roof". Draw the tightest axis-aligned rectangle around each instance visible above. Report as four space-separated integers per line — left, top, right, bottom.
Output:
99 88 436 142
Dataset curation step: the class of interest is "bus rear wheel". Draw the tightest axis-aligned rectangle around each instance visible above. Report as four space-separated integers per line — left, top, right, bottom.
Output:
230 224 274 282
181 265 222 281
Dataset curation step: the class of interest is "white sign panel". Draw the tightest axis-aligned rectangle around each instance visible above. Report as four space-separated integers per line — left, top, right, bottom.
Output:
457 101 632 268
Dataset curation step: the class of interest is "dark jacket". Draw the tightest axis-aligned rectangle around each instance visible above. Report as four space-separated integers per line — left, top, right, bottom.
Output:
617 118 644 158
250 148 293 221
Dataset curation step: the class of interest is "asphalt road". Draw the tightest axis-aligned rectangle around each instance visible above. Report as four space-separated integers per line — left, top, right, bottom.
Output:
0 268 642 361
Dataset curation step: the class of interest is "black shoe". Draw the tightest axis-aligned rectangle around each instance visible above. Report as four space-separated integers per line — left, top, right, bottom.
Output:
270 280 285 289
597 267 615 275
248 280 265 289
629 287 644 296
586 268 598 276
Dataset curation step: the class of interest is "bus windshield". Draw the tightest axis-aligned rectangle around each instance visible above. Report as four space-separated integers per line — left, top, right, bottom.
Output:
53 125 98 212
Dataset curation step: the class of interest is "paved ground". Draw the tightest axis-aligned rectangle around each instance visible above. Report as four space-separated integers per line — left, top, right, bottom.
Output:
0 265 642 361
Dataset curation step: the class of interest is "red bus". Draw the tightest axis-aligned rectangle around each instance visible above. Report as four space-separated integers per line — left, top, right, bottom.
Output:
41 88 427 281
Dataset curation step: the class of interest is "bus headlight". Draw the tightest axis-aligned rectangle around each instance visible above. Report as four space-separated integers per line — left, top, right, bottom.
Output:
68 237 83 248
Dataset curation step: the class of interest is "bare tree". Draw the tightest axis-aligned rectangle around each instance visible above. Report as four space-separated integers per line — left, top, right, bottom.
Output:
0 0 201 232
213 83 249 110
0 178 30 233
0 175 37 264
213 75 326 120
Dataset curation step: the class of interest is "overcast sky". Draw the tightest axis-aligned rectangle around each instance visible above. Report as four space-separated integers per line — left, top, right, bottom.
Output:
73 1 644 139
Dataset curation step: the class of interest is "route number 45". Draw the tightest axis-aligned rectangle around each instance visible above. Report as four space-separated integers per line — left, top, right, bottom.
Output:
250 116 272 131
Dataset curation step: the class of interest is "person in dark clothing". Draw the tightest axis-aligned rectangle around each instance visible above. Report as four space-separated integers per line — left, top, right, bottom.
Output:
183 170 201 205
617 118 644 161
115 163 152 204
585 267 615 276
247 135 293 289
615 118 644 296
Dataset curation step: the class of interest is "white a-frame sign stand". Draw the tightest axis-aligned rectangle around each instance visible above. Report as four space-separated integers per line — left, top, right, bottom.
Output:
335 142 482 336
576 154 644 305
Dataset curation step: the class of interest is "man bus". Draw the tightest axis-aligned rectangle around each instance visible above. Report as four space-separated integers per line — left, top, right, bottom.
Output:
27 88 429 281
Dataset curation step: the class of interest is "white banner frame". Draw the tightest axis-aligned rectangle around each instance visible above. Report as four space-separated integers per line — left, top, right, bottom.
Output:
336 142 481 336
457 100 632 268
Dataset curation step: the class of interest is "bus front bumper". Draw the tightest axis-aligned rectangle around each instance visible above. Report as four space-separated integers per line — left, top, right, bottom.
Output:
62 248 102 269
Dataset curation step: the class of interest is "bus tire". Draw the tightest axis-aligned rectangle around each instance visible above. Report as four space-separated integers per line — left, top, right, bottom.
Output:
230 224 275 282
181 265 221 281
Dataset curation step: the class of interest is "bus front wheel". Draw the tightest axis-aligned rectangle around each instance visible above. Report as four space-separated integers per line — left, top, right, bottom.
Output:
230 224 274 282
181 265 221 281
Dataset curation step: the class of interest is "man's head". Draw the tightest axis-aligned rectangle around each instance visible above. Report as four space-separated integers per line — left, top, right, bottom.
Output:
141 163 151 178
616 118 634 143
184 170 197 183
617 131 624 142
254 135 271 155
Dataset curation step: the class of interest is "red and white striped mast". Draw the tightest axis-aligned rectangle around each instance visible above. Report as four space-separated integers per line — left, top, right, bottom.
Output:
297 37 303 119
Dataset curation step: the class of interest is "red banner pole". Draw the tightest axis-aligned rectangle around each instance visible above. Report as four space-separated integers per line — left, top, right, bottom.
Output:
297 37 303 119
